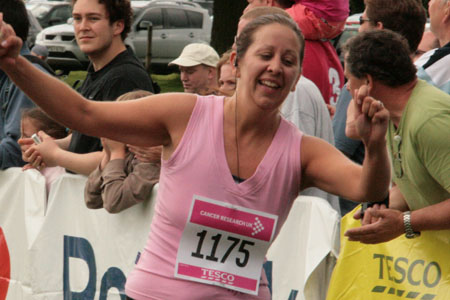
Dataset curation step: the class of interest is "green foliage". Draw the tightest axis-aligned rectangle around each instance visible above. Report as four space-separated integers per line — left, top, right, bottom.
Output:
350 0 364 14
211 0 248 55
152 73 184 93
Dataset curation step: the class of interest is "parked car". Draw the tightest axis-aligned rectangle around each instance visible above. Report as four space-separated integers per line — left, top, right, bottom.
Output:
36 0 212 73
26 1 72 29
189 0 214 16
27 9 43 48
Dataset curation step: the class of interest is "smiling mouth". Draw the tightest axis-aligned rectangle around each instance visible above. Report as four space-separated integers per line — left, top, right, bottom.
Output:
78 36 93 41
259 80 280 89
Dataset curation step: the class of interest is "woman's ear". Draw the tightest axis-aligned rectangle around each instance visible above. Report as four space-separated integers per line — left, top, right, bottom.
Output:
230 51 240 77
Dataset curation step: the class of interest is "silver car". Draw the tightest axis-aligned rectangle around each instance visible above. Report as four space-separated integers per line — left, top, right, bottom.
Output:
35 0 212 73
27 9 43 48
26 1 72 29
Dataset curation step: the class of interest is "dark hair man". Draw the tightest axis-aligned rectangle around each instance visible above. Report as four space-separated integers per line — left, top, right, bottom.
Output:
20 0 155 175
332 0 427 216
343 30 450 243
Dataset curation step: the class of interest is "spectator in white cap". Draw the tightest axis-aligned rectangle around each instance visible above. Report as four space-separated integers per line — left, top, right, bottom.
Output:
169 43 220 95
31 44 49 61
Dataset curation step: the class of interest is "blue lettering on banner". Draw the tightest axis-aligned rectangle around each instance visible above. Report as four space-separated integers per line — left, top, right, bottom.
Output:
100 267 126 300
63 235 127 299
288 290 298 300
64 235 96 300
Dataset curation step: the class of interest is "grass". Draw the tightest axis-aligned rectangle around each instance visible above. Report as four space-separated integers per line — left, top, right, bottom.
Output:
63 71 184 93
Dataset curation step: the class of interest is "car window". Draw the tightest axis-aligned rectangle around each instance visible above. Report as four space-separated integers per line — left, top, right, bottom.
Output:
186 10 203 29
30 4 52 19
166 8 189 29
53 6 72 21
141 8 163 29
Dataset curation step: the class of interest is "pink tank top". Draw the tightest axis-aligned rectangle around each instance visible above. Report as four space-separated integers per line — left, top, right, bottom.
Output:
126 95 303 299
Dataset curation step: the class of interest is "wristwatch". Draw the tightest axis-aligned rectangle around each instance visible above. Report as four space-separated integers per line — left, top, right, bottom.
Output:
403 211 420 239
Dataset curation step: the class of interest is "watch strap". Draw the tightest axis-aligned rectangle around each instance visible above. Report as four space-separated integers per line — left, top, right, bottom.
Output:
403 211 420 238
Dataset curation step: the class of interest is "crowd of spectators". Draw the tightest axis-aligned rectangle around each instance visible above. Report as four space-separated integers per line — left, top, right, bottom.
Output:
0 0 449 299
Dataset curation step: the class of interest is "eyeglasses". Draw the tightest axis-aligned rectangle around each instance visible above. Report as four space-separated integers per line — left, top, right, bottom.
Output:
359 16 372 25
392 135 403 178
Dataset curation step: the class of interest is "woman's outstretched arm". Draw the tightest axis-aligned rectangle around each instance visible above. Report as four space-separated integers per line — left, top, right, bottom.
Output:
0 15 196 148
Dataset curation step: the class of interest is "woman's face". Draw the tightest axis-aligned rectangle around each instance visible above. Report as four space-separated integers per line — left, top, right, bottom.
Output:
238 23 301 111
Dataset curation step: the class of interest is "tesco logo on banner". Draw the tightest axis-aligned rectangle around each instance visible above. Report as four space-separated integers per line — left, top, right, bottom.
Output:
0 227 10 300
63 235 127 300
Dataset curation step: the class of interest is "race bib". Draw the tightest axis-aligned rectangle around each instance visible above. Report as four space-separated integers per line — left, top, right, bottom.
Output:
175 195 278 295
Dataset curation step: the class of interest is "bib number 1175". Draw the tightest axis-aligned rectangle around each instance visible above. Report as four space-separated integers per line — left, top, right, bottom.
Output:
191 230 255 268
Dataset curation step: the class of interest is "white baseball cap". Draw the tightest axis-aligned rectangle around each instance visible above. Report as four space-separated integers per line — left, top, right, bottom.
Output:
169 43 220 68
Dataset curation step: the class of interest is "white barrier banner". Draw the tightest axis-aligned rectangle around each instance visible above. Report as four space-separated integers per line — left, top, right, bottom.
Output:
1 169 156 299
0 168 46 299
266 196 340 300
0 168 339 300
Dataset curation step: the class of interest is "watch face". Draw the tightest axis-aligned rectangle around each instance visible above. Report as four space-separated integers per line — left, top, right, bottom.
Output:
405 231 420 239
405 232 415 239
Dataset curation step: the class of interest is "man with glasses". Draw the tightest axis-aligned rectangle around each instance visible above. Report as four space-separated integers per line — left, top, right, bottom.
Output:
332 0 427 216
343 30 450 243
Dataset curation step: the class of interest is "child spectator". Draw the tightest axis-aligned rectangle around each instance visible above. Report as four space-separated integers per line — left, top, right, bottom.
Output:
84 90 161 213
20 108 68 196
216 49 236 97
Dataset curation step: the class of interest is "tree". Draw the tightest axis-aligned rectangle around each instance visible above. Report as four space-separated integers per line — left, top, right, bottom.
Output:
350 0 364 14
210 0 431 54
210 0 248 55
350 0 430 15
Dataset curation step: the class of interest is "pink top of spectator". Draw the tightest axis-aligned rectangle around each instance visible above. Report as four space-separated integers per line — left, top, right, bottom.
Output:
296 0 349 22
